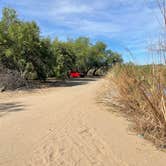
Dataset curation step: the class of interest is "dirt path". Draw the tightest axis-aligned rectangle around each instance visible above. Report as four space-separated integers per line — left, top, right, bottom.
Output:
0 78 166 166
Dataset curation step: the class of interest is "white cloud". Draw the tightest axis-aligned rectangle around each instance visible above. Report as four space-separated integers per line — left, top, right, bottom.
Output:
0 0 164 64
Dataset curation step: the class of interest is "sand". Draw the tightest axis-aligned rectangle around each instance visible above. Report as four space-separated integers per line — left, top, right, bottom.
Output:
0 78 166 166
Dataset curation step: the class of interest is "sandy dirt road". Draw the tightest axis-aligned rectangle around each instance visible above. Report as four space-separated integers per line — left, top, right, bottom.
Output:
0 78 166 166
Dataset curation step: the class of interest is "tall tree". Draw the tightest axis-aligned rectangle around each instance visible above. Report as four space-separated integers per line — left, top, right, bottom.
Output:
52 39 76 78
74 37 91 74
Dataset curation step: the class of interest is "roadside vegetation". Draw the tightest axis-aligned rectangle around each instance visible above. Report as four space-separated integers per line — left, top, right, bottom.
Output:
103 64 166 148
102 0 166 149
0 7 122 90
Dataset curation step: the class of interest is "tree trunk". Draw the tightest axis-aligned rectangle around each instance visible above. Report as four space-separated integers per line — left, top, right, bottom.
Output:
85 68 91 76
93 69 97 76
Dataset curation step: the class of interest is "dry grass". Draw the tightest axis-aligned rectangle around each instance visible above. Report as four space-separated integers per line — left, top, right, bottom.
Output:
103 64 166 148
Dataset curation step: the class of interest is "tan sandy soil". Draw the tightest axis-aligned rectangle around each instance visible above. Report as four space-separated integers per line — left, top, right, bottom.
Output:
0 78 166 166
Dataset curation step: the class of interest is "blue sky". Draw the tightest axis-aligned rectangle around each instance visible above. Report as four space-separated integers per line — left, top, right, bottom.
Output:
0 0 163 64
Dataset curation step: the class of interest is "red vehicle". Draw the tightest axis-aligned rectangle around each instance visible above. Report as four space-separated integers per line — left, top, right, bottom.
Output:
70 72 80 78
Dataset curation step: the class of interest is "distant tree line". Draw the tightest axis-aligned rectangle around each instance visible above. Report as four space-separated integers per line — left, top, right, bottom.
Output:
0 7 123 80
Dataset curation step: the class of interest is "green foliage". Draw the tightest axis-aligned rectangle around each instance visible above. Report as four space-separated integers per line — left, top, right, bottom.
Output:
105 50 123 66
0 7 123 80
52 39 76 78
74 37 90 72
0 8 54 80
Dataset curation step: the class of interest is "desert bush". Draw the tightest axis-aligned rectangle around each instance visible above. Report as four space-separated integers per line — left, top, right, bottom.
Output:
0 65 26 90
104 64 166 147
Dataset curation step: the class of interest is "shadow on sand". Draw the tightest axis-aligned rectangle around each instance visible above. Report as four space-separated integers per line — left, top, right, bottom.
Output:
0 102 25 117
0 77 100 117
23 77 100 91
51 77 98 87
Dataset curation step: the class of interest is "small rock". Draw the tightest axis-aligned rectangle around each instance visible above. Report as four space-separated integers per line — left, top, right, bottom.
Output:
138 134 144 138
0 86 6 92
160 144 166 149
